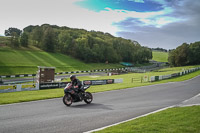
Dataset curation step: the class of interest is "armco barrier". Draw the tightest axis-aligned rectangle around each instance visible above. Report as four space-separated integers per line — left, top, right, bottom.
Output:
0 68 126 78
162 74 172 80
150 67 200 82
0 74 36 78
150 76 155 82
155 76 159 81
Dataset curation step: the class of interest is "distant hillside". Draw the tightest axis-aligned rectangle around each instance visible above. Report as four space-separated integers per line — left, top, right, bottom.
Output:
5 24 152 64
152 51 168 62
0 46 123 75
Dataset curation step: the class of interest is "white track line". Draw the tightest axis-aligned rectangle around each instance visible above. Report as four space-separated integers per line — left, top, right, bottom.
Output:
180 93 200 104
178 104 200 107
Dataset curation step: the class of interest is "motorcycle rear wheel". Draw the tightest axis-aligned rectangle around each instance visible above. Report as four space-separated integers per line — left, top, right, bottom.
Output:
84 92 93 104
63 93 72 106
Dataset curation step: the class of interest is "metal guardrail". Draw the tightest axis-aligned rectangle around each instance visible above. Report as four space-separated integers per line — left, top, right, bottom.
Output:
0 67 126 78
150 67 200 82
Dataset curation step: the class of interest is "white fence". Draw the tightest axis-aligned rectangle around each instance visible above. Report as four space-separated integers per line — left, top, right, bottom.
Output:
150 67 200 82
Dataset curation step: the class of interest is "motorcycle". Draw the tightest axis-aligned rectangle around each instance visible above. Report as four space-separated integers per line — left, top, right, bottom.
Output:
63 83 93 106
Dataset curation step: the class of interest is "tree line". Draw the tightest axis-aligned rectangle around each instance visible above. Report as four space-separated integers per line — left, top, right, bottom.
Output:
151 47 168 52
4 27 28 47
168 41 200 66
5 24 152 63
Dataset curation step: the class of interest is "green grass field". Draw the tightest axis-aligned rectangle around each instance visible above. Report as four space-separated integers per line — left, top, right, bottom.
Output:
152 51 168 62
0 65 199 104
0 46 123 75
95 106 200 133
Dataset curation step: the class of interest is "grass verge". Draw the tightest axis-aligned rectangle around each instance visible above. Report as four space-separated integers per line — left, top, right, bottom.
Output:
0 66 199 105
94 106 200 133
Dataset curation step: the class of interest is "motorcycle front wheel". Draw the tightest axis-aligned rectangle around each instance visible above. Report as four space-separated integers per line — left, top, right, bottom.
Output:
63 93 72 106
84 92 93 104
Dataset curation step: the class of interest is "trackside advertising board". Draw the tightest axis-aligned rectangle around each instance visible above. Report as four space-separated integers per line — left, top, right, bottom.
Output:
0 79 123 92
83 79 114 85
39 79 122 89
39 82 70 90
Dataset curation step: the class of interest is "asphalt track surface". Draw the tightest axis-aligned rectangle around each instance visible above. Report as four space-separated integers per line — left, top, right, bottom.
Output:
0 76 200 133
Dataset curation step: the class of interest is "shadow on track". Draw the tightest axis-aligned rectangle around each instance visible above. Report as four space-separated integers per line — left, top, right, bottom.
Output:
70 103 113 110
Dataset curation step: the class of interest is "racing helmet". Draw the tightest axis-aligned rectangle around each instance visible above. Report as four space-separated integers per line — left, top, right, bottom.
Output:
70 75 76 81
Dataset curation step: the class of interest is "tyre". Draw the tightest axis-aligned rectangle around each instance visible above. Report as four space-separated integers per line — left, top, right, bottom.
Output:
84 92 93 104
63 93 72 106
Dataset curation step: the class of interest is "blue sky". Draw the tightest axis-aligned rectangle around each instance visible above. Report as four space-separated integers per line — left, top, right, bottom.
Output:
0 0 199 49
76 0 163 12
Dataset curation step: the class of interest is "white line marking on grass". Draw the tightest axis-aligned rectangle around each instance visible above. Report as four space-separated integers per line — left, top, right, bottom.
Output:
178 104 200 107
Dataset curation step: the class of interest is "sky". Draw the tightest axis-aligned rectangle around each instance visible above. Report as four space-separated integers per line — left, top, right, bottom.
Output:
0 0 199 49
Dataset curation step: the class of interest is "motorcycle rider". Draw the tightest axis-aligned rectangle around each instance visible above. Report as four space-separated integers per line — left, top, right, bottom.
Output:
70 75 83 100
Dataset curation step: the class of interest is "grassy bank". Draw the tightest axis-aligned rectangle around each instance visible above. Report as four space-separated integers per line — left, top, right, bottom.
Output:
0 65 199 104
0 47 170 75
152 51 168 62
95 106 200 133
0 46 123 75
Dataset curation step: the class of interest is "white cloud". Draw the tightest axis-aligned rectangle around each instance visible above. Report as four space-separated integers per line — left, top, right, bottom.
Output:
128 0 145 3
148 0 167 5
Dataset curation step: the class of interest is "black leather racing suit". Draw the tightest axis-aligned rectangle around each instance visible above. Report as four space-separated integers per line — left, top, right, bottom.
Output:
71 78 82 89
71 78 83 99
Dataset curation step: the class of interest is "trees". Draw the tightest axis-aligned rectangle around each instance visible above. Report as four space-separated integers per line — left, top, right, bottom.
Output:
58 31 71 53
188 42 200 65
5 27 22 36
41 27 55 52
22 24 153 63
168 42 200 66
5 27 22 47
175 43 189 66
168 50 176 66
168 43 189 66
10 32 19 47
20 32 28 47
